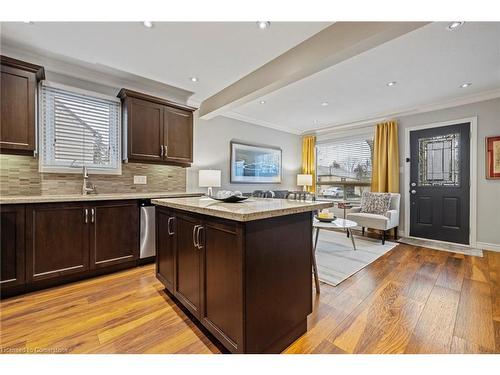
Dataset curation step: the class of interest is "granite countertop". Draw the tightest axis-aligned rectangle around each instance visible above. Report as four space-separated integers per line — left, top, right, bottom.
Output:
0 191 204 204
151 196 333 222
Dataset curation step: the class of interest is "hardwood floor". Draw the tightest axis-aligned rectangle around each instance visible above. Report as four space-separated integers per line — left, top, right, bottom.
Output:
1 244 499 354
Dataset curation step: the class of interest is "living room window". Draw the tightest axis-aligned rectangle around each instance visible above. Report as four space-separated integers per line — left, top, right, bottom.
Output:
316 133 374 201
39 82 122 174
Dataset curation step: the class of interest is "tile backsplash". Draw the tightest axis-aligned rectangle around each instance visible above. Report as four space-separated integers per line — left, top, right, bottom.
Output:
0 154 186 196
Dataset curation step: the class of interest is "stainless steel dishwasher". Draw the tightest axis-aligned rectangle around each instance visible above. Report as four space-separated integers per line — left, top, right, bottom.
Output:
139 200 156 259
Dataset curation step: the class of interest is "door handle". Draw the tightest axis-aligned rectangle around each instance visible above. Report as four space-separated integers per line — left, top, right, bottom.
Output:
91 208 95 223
167 217 175 235
84 208 88 224
160 145 164 157
196 226 204 249
193 225 200 248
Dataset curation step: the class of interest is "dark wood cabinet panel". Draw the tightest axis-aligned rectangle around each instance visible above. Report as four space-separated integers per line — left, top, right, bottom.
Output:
127 97 164 162
0 205 26 288
201 221 243 352
26 203 89 282
118 88 195 167
164 107 193 163
0 56 44 153
174 214 202 317
156 208 176 292
90 201 139 269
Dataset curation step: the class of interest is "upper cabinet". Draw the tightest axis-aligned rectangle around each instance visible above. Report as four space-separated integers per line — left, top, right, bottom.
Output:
0 56 45 154
118 89 195 167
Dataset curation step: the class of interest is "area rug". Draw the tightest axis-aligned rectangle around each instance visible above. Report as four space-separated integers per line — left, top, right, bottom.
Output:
315 230 398 286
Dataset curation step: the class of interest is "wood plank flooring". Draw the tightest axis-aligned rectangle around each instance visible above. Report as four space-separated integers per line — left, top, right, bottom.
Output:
1 244 499 354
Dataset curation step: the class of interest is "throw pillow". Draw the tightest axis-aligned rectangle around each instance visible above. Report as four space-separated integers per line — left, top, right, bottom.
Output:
360 192 391 215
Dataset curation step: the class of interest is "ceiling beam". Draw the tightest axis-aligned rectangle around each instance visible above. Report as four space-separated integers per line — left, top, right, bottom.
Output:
198 22 430 119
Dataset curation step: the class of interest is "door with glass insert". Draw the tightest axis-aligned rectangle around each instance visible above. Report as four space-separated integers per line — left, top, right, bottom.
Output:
409 123 470 244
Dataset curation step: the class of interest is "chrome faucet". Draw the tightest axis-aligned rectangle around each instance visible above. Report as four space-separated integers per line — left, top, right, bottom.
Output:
82 166 96 195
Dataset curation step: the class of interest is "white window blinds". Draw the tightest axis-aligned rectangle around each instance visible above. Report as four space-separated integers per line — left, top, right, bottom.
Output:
316 135 374 182
40 82 121 174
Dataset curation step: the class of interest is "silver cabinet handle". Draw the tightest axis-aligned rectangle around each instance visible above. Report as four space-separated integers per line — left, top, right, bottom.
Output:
167 217 175 235
197 226 203 249
193 225 200 248
91 208 95 223
160 145 164 157
164 145 168 157
84 208 88 224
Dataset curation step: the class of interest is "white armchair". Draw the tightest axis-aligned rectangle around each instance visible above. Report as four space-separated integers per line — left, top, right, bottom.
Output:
346 193 400 244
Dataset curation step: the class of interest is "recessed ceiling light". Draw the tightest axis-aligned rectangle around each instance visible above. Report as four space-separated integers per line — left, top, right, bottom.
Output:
190 77 198 83
321 101 329 107
460 82 472 88
259 100 266 104
387 81 397 87
447 22 464 31
257 21 271 30
143 21 153 28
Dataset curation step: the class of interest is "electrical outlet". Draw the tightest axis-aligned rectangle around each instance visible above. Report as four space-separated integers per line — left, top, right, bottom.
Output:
134 175 147 185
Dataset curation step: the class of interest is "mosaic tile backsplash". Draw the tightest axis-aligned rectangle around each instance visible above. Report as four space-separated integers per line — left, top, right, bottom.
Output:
0 154 186 196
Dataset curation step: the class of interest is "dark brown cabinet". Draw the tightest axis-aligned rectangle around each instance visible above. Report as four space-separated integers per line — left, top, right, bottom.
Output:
0 205 26 288
91 201 139 269
164 106 193 163
118 89 195 166
156 207 244 352
156 209 176 292
156 206 313 354
26 203 90 282
174 213 202 317
0 56 45 154
23 200 139 284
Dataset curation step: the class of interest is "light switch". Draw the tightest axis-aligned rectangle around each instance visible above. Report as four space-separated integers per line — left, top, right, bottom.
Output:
134 175 147 184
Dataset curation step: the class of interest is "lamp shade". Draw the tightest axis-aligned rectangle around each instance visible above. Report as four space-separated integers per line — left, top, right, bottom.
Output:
297 174 313 186
199 170 221 187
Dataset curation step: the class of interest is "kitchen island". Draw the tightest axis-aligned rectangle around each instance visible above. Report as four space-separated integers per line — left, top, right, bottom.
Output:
152 196 332 353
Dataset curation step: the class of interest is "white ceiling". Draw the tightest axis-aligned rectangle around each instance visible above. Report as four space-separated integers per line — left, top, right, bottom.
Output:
0 22 330 103
230 22 500 133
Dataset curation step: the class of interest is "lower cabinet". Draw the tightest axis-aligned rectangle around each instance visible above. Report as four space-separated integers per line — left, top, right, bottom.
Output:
0 205 25 288
91 201 139 269
155 207 243 352
156 208 176 292
26 202 90 282
1 200 140 295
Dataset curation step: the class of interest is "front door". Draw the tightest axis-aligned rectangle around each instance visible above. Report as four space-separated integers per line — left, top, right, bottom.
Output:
409 122 470 244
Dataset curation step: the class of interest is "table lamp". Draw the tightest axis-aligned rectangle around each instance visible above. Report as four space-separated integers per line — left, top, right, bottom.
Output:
199 170 221 196
297 174 313 191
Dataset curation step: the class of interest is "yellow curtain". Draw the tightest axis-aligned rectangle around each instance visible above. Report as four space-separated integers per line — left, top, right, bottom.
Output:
371 121 399 193
301 135 316 193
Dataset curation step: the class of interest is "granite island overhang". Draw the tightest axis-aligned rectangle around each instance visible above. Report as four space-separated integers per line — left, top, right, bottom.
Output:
152 196 333 353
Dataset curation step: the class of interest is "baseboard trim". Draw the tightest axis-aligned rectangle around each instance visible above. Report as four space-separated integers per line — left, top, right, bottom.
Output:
476 242 500 252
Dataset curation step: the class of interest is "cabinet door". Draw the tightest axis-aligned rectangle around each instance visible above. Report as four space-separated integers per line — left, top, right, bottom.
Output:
175 214 202 317
0 205 26 288
90 201 139 269
156 208 176 292
200 221 244 352
128 97 164 162
164 106 193 163
26 203 89 282
0 66 36 152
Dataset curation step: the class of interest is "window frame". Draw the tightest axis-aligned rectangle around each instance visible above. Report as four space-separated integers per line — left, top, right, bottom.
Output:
38 81 122 175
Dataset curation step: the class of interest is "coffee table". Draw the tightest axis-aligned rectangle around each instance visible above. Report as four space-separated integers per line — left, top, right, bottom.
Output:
311 218 358 293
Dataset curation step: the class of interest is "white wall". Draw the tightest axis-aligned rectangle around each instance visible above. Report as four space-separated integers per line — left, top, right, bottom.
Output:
187 115 301 193
397 97 500 246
